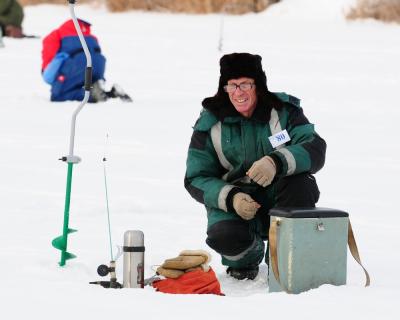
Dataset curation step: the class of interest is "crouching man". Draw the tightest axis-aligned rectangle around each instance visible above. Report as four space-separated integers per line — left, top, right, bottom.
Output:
184 53 326 280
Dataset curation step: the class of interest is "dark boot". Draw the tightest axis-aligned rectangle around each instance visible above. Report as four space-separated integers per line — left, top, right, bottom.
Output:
227 266 259 280
108 84 132 102
90 80 108 102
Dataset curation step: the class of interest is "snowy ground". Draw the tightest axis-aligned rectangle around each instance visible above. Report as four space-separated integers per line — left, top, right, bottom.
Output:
1 0 399 318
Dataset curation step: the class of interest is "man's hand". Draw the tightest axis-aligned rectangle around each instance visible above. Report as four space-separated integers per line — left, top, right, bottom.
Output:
233 192 260 220
247 156 276 187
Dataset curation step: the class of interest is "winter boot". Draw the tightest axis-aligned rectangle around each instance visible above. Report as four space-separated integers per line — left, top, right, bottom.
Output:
108 84 133 102
90 80 108 102
226 266 259 280
0 29 4 48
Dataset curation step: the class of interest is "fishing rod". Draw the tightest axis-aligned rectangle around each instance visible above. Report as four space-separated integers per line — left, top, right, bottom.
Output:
90 135 146 289
90 134 122 288
52 0 92 266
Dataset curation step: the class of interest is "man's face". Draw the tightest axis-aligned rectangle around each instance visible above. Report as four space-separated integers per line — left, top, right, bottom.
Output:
225 77 257 118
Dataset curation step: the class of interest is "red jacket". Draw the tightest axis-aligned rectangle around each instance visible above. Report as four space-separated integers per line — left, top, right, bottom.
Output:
41 19 96 71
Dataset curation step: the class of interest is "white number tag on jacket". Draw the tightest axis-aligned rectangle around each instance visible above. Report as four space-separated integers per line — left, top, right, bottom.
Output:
268 129 291 148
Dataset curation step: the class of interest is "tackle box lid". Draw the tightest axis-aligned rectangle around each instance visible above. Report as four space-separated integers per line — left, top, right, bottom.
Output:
269 207 349 218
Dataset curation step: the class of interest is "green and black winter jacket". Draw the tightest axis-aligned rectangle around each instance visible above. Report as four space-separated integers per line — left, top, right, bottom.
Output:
184 92 326 213
0 0 24 31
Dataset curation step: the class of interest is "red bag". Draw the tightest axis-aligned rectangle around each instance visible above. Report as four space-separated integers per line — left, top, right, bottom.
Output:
152 267 224 295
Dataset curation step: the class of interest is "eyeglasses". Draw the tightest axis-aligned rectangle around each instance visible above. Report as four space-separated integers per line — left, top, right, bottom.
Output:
223 82 255 93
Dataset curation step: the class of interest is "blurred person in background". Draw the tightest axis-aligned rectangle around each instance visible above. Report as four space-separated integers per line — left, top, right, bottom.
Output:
41 18 132 103
0 0 24 39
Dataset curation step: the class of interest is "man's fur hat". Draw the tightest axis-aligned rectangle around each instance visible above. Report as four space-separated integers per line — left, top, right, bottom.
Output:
218 53 268 94
202 53 282 120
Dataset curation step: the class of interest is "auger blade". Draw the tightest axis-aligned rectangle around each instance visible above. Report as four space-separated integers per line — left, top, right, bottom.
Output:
61 251 77 262
57 250 77 267
52 236 66 251
67 228 78 234
52 226 78 266
52 228 77 249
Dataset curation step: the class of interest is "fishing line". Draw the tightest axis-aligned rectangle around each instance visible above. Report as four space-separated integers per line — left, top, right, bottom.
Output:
103 133 114 261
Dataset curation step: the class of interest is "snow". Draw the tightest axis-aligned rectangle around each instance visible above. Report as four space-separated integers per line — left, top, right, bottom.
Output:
1 0 399 318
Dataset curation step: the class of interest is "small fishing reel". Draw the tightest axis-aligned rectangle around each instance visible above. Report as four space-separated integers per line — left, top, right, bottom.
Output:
90 260 122 289
97 263 114 277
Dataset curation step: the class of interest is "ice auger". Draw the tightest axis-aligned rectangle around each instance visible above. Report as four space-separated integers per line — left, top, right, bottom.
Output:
52 0 93 266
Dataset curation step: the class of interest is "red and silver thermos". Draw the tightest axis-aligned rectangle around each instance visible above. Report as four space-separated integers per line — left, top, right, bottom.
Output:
123 230 145 288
